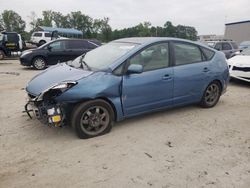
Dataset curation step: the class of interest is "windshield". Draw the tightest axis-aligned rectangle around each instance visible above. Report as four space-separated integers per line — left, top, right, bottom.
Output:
69 42 138 70
242 48 250 56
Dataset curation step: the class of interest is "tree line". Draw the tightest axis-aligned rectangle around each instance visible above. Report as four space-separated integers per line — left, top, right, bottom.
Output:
0 10 198 42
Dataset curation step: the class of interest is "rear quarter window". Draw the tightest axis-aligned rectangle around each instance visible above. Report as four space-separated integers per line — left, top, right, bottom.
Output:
231 42 238 49
201 47 215 60
45 33 51 37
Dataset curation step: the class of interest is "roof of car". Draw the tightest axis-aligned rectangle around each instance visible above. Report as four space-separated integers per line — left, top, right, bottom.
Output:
114 37 198 44
113 37 213 50
39 26 83 35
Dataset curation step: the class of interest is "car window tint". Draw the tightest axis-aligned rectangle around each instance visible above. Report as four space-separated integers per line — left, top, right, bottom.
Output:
45 33 51 37
222 43 232 50
66 40 88 49
201 47 215 60
49 41 66 50
174 42 202 65
130 43 169 71
33 33 42 37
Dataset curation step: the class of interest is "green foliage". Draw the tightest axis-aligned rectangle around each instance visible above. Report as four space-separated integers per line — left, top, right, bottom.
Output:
0 10 26 34
111 21 197 41
0 9 198 42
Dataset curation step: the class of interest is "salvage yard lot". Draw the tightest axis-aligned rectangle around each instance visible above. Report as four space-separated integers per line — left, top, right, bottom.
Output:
0 60 250 188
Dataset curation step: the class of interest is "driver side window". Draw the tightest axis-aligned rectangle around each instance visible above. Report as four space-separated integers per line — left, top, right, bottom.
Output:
129 43 169 72
48 41 65 51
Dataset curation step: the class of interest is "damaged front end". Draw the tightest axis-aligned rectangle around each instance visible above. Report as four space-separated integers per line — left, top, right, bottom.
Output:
25 81 77 127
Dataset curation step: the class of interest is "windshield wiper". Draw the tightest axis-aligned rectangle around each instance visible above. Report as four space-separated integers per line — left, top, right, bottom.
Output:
79 53 91 71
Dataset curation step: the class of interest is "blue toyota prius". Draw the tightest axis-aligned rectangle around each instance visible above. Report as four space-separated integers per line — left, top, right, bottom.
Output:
25 37 229 139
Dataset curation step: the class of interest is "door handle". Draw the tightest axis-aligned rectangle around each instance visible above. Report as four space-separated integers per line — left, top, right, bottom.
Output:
203 67 209 72
162 74 171 80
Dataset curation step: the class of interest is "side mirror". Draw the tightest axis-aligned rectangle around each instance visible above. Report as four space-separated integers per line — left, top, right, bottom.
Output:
127 64 143 74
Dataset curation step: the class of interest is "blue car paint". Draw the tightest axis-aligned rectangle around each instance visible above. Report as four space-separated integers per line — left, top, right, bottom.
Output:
26 37 229 122
27 63 93 96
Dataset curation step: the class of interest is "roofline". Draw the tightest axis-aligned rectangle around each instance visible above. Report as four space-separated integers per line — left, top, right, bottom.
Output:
225 20 250 26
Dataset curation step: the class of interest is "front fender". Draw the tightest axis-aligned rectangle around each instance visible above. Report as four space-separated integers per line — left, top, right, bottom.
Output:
55 72 124 121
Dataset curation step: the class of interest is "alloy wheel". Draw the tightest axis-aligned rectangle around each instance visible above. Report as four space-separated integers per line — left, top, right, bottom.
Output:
204 83 220 106
80 106 110 136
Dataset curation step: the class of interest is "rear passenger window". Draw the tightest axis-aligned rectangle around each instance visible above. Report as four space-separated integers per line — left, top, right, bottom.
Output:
45 33 51 37
201 47 215 60
66 40 88 49
33 33 42 37
174 43 202 66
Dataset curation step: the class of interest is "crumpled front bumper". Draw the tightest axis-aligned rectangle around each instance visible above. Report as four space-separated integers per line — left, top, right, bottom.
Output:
24 97 65 127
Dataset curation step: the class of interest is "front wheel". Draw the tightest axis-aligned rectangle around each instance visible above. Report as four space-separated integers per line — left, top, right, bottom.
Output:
32 57 46 70
71 99 114 139
200 81 221 108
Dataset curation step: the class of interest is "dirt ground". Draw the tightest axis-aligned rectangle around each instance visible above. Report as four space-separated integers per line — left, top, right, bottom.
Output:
0 59 250 188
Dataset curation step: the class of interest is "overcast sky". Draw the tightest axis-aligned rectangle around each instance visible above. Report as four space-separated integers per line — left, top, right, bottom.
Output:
0 0 249 35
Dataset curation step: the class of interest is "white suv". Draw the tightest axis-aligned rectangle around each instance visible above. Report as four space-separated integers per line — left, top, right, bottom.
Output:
30 31 52 46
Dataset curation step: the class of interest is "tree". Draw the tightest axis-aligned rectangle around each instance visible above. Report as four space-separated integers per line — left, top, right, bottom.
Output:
0 10 26 33
52 12 70 28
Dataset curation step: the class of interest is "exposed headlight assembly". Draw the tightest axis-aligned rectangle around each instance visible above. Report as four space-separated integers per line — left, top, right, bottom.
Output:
35 81 77 101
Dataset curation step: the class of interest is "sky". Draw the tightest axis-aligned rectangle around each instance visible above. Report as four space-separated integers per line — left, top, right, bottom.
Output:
0 0 249 35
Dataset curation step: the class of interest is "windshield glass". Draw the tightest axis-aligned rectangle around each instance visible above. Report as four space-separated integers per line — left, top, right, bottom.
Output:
69 42 138 70
242 48 250 56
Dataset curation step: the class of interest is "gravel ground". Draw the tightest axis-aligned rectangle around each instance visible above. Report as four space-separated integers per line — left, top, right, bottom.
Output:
0 60 250 188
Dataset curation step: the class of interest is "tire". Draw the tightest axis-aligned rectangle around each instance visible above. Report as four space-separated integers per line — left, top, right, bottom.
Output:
32 57 46 70
0 50 5 60
38 40 46 46
200 81 221 108
71 99 115 139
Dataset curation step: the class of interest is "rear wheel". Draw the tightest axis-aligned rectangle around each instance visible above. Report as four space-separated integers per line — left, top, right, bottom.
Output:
0 50 5 60
32 57 46 70
200 81 221 108
38 40 46 46
71 99 114 139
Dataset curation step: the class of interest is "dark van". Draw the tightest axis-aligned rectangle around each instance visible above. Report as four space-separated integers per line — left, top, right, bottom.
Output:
20 39 101 70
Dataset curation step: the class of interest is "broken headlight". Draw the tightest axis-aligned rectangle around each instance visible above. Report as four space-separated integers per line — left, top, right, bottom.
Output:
36 81 77 101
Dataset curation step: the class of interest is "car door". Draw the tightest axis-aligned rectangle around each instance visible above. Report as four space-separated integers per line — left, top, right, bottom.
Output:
172 41 209 105
47 40 67 65
122 42 174 116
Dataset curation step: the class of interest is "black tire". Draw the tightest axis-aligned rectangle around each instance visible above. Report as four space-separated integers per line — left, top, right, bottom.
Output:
38 40 46 46
200 81 222 108
32 57 47 70
71 99 115 139
0 50 5 60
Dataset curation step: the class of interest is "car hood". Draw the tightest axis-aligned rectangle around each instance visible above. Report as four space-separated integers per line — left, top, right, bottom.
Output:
26 63 93 96
228 55 250 67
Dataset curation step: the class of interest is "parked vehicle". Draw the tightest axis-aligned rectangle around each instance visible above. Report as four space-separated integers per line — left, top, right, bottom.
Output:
30 31 52 46
25 37 229 139
212 40 240 59
227 48 250 82
0 32 24 60
20 38 101 70
239 41 250 50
